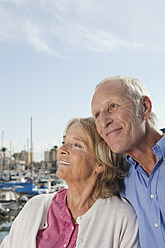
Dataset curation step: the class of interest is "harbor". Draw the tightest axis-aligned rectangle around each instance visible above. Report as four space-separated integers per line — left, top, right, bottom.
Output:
0 117 67 244
0 209 20 243
0 169 67 244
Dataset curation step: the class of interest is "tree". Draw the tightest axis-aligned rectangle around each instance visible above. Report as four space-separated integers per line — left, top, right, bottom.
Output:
50 145 58 151
1 147 7 153
1 147 7 170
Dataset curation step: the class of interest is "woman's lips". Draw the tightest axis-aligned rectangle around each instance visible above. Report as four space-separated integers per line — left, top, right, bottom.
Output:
59 160 71 166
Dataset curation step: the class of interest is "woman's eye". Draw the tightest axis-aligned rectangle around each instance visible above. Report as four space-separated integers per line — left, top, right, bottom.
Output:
74 143 82 148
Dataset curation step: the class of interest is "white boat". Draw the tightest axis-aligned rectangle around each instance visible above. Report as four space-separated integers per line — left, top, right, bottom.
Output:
0 189 20 211
36 177 68 194
0 203 10 218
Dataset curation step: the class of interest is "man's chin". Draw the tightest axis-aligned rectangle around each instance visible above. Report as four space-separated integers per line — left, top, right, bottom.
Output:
107 142 125 154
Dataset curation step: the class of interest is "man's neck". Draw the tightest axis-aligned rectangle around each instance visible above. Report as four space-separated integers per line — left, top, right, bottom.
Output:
127 130 163 176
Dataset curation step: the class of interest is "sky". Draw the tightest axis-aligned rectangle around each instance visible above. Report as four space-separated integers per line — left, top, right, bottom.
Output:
0 0 165 162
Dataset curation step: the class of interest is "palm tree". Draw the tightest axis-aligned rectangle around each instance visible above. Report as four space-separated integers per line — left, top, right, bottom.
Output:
1 147 7 153
51 145 58 151
1 147 7 170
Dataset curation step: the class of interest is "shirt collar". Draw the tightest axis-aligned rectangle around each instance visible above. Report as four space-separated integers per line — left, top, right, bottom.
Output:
153 135 165 160
126 133 165 167
126 155 138 168
52 188 71 222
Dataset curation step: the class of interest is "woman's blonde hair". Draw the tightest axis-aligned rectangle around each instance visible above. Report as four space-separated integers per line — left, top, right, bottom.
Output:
65 117 127 198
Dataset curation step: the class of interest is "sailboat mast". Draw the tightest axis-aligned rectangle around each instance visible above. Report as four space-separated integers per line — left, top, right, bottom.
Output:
0 131 4 180
1 130 4 149
30 117 33 178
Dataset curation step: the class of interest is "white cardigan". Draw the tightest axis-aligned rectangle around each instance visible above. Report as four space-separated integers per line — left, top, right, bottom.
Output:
0 193 140 248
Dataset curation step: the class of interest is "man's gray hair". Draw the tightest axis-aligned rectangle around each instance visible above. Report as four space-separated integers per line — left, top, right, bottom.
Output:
96 75 157 127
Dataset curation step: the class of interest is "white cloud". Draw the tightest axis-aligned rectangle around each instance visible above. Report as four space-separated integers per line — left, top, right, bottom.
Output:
0 0 165 56
24 21 63 56
51 22 143 53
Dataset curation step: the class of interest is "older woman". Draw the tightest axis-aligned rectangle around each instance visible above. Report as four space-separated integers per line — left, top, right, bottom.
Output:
1 117 140 248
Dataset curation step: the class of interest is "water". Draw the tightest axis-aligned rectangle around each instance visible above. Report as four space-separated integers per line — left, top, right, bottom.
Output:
0 210 20 245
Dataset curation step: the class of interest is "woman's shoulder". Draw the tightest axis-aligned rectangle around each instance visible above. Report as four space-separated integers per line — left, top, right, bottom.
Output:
21 192 56 214
24 188 67 209
28 191 56 203
103 196 136 216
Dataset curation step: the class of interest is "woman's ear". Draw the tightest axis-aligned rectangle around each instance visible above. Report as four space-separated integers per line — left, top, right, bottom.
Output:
95 163 105 174
142 96 152 121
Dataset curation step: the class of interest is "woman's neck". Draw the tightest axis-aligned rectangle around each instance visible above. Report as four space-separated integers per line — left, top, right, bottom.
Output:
66 183 97 224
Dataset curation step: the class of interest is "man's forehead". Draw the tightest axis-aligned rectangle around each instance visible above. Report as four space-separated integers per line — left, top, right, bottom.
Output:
92 81 124 102
91 81 130 113
97 79 123 91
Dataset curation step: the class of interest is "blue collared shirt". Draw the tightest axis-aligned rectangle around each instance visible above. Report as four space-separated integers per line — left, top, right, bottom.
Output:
121 135 165 248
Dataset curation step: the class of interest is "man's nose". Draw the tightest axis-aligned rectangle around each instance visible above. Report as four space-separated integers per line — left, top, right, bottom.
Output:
100 111 112 128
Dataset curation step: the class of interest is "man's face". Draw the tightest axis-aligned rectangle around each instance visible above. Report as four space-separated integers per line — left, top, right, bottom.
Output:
91 80 145 155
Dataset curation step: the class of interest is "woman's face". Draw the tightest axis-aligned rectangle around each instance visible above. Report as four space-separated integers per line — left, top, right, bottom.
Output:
57 122 100 183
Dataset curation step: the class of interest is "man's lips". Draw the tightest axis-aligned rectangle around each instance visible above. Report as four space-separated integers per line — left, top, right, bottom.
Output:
105 127 122 136
59 160 71 166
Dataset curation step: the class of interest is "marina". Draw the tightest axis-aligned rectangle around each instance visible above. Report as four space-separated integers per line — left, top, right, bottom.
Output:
0 209 20 243
0 118 65 244
1 117 89 245
0 170 67 244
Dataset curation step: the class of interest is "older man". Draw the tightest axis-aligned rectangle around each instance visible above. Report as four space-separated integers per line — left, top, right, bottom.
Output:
91 76 165 248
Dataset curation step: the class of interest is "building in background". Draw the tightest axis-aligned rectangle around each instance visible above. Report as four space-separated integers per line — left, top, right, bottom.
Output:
12 150 31 171
44 146 58 172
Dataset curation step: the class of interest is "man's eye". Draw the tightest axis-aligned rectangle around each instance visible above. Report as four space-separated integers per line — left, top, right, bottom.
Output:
108 104 118 111
95 112 100 119
112 104 117 108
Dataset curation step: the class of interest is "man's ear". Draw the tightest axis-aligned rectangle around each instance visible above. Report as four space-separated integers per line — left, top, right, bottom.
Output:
142 96 152 120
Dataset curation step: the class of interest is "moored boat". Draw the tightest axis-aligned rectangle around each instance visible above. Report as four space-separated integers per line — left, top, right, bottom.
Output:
0 189 20 211
0 203 10 218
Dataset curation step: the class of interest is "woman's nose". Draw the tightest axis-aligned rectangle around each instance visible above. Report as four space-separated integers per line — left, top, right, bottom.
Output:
58 144 70 155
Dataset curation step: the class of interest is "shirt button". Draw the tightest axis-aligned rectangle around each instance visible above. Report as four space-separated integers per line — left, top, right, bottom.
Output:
77 216 82 223
150 194 154 198
63 244 67 247
78 238 83 244
71 226 74 230
154 223 159 228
